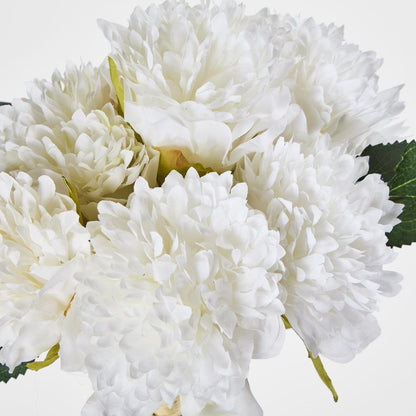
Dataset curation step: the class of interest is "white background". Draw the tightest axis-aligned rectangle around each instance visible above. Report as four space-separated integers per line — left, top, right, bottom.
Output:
0 0 415 415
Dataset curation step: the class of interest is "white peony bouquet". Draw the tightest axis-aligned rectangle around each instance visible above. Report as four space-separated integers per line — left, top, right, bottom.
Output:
0 1 415 415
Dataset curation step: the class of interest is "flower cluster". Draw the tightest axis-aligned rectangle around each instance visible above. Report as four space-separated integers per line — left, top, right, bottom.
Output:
0 1 408 416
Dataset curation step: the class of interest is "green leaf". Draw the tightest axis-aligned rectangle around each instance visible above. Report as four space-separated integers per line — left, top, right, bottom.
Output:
108 56 125 115
282 315 338 402
362 141 409 183
27 344 60 372
363 141 416 247
0 344 60 381
0 102 11 107
62 176 86 226
387 141 416 247
0 360 32 383
156 148 213 185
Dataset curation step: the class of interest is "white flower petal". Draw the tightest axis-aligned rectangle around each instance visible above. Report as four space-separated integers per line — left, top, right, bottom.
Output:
61 169 284 414
0 63 156 220
236 137 403 362
0 173 90 369
101 1 297 169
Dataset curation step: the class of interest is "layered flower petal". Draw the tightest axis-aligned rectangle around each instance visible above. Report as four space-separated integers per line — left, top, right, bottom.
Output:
0 63 157 220
0 172 90 370
99 0 404 167
236 137 402 362
100 0 298 170
255 12 406 154
61 168 284 415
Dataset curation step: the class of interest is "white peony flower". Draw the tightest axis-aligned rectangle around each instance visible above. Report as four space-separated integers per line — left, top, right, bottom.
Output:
236 137 403 362
254 12 405 154
61 168 285 415
0 172 90 370
100 0 405 166
99 0 299 170
0 62 157 220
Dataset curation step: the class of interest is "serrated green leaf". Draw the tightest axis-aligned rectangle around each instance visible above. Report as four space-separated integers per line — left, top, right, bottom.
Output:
362 140 416 247
362 141 408 183
62 176 86 226
0 360 33 383
108 56 124 115
387 141 416 247
282 315 338 402
27 343 59 371
0 102 11 107
156 148 213 185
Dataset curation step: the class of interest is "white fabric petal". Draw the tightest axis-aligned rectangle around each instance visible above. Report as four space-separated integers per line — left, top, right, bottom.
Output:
236 137 403 362
0 172 90 370
0 63 155 220
101 1 298 170
61 169 285 414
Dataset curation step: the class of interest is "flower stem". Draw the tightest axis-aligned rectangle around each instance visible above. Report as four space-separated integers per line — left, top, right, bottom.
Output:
282 315 338 402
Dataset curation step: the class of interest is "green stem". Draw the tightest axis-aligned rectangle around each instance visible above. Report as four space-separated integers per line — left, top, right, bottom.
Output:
282 315 338 402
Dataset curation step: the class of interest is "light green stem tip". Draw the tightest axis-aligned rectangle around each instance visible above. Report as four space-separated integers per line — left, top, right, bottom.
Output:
282 315 339 403
308 352 339 402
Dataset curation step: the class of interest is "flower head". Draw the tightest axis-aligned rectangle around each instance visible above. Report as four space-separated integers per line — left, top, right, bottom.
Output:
0 63 157 220
61 168 285 415
100 0 298 170
258 13 405 154
236 137 402 362
0 172 90 370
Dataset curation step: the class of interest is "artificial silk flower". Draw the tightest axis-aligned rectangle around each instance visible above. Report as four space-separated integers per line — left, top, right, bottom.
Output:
99 0 299 170
236 137 403 362
61 168 285 415
0 62 157 220
247 10 405 155
0 172 90 370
